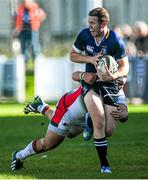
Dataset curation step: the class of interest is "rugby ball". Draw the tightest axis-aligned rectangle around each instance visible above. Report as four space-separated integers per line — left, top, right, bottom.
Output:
97 55 118 74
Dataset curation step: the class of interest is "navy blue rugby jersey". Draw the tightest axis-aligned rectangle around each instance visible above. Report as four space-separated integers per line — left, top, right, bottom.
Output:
72 28 126 73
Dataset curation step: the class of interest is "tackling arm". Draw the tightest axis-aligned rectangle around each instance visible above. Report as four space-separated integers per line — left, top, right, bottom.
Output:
72 71 97 97
111 104 128 123
72 71 97 85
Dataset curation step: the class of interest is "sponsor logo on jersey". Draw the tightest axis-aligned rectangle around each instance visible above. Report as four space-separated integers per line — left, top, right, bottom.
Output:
86 45 94 53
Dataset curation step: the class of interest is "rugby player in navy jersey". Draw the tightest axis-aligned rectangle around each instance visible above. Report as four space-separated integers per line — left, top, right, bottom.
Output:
70 7 129 173
72 71 128 140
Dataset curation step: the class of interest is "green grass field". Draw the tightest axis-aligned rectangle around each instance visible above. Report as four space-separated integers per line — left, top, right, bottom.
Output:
0 104 148 179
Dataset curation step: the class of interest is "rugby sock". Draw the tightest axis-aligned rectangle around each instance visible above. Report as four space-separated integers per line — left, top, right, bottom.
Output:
16 141 36 160
94 137 109 167
37 105 50 115
42 106 50 115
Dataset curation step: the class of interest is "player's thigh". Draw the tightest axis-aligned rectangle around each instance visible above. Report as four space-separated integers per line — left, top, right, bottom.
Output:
84 90 105 122
104 104 117 137
66 124 85 138
43 129 65 149
84 90 105 137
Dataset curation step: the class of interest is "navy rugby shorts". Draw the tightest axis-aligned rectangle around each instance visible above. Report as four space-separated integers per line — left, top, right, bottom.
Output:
92 81 127 107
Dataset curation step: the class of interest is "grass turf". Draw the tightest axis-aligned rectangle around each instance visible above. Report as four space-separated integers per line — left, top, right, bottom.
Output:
0 104 148 179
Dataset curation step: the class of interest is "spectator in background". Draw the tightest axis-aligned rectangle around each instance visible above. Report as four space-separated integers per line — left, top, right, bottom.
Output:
122 24 137 56
13 0 46 62
134 21 148 56
113 25 123 38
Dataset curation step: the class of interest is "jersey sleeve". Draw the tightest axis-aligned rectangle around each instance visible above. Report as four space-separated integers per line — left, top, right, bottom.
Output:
72 30 86 53
114 36 127 60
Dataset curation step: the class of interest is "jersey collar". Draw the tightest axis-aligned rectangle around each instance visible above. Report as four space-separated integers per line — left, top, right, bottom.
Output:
94 29 110 46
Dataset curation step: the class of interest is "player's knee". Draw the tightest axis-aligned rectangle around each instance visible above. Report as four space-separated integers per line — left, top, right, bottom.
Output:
66 130 81 139
66 133 75 139
105 128 114 137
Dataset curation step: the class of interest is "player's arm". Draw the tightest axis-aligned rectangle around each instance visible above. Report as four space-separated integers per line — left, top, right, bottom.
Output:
70 48 103 67
110 104 128 123
72 71 97 85
72 71 97 97
98 56 129 82
70 48 91 64
112 56 129 80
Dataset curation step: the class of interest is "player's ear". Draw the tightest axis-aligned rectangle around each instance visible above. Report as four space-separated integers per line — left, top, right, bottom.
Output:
101 21 106 28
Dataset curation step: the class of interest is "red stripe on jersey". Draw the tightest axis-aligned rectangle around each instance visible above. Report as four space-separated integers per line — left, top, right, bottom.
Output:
51 86 82 125
65 86 82 107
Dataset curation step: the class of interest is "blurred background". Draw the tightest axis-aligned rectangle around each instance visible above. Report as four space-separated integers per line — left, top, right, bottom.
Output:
0 0 148 103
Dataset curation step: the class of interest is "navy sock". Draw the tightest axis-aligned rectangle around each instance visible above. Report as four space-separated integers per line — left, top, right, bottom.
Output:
94 137 109 167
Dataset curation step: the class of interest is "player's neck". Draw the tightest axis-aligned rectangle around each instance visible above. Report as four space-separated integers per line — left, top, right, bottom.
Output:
96 27 108 43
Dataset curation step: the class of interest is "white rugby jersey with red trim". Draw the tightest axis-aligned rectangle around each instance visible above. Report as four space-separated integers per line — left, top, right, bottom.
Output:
51 86 87 127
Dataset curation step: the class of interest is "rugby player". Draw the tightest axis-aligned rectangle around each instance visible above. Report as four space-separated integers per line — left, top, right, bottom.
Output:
11 77 127 173
70 7 129 173
72 71 128 141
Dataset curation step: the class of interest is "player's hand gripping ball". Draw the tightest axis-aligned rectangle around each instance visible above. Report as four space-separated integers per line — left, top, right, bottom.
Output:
97 55 118 81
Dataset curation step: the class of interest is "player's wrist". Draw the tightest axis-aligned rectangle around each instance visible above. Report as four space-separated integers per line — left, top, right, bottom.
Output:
95 73 99 81
79 72 85 81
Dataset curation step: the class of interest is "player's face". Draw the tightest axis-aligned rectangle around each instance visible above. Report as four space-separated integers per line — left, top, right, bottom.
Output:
24 0 33 8
88 16 102 37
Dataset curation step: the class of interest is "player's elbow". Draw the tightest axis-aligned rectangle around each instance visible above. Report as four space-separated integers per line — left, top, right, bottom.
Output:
119 115 128 123
70 55 76 63
72 72 77 81
69 49 74 61
72 71 81 82
124 57 129 75
69 48 78 62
